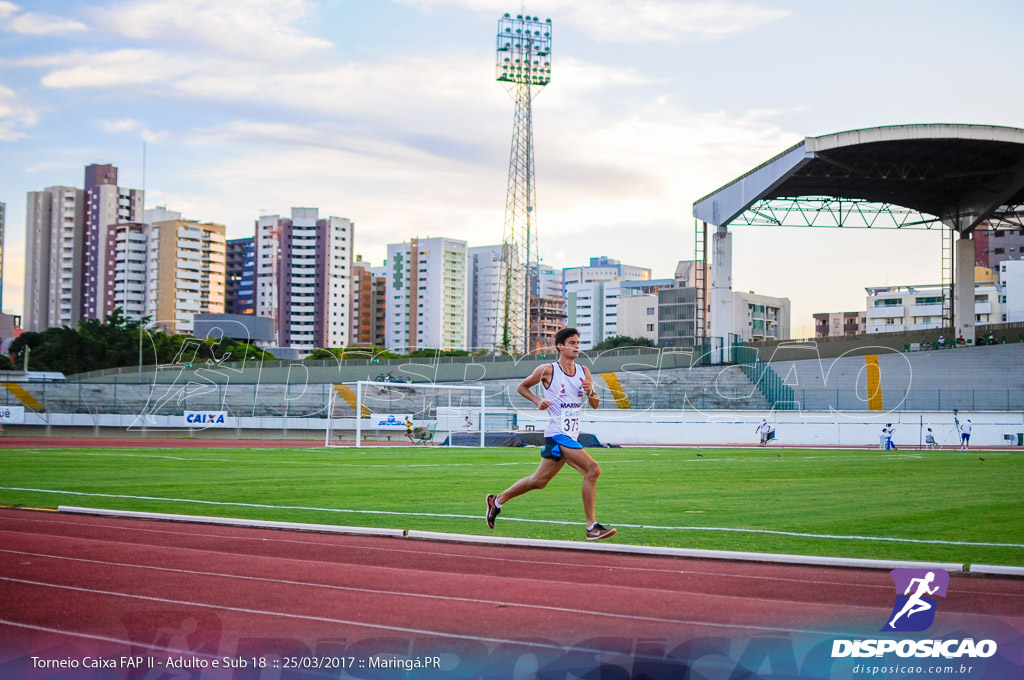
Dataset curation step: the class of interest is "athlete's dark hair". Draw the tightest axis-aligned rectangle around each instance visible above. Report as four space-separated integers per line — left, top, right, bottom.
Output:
554 327 579 348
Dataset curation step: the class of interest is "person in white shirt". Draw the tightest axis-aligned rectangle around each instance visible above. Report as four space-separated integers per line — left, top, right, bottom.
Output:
924 428 936 450
960 419 972 450
756 419 771 447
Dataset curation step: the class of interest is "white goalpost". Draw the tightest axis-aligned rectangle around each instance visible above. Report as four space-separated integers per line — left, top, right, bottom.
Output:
325 381 486 448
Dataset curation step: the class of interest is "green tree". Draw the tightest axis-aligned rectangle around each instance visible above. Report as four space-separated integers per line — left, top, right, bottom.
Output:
592 335 656 352
305 348 339 361
8 309 276 374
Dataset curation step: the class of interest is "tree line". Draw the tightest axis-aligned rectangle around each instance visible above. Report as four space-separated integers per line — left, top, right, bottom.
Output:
7 309 274 375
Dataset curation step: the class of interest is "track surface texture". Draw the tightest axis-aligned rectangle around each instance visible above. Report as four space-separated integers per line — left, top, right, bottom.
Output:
1 507 1022 678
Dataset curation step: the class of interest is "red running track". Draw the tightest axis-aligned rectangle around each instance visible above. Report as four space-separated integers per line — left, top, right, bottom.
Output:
1 507 1022 673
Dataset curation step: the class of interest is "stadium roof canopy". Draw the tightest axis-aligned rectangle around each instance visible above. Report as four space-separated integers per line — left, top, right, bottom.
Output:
692 124 1024 233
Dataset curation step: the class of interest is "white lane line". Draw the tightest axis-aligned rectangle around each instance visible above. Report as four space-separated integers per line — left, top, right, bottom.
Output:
8 451 234 462
3 486 1021 548
0 549 876 630
0 518 906 590
3 514 1020 597
0 576 847 644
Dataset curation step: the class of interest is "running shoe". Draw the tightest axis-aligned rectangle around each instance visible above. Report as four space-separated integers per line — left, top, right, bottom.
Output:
586 523 616 541
485 494 500 529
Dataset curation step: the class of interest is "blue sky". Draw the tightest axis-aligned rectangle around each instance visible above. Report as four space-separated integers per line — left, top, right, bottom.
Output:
2 0 1022 337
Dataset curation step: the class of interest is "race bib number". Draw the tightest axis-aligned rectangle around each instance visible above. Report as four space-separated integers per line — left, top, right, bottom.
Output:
561 409 580 435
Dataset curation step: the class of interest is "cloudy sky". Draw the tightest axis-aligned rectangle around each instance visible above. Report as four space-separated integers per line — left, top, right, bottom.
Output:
1 0 1022 337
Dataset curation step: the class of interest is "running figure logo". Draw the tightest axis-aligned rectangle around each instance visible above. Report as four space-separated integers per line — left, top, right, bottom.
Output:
882 568 949 632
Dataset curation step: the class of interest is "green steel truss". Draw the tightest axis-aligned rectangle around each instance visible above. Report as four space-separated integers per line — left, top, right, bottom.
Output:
730 196 943 230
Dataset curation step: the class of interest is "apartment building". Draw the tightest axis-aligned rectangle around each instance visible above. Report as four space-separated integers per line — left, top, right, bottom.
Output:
813 311 867 338
564 280 623 349
255 208 352 349
23 186 84 331
467 244 522 351
999 259 1024 323
148 219 226 334
226 237 255 315
350 255 386 347
385 237 468 351
617 294 659 343
103 222 150 321
81 164 144 320
562 256 650 288
865 282 1004 333
734 291 790 342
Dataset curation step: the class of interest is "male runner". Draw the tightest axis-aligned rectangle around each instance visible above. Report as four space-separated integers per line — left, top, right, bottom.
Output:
485 327 616 541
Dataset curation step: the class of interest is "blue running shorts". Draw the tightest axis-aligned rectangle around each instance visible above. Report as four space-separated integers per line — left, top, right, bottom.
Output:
541 434 584 460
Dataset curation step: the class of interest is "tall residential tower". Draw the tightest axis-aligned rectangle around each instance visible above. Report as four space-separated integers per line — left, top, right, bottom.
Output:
23 186 84 331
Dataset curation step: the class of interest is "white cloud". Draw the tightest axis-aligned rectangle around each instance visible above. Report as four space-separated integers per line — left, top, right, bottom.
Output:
161 94 800 278
9 12 87 35
0 83 38 141
0 2 18 20
94 0 332 57
394 0 789 42
98 118 143 134
40 49 199 88
97 118 167 142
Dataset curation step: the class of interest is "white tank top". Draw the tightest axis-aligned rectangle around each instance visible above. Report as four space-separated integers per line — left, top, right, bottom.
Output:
543 361 586 439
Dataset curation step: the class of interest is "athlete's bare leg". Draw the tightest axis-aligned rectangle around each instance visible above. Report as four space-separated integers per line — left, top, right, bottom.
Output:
560 447 602 526
496 457 565 505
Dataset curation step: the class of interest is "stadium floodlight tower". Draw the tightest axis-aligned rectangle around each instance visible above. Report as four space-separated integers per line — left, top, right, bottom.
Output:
496 12 552 353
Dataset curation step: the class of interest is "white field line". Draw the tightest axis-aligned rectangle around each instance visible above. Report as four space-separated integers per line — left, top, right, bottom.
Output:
1 486 1018 549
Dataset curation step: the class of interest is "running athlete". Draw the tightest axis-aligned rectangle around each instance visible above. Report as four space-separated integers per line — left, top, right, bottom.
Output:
485 327 616 541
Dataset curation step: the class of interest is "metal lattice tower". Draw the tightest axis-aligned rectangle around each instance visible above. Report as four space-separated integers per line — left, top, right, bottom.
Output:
496 12 551 353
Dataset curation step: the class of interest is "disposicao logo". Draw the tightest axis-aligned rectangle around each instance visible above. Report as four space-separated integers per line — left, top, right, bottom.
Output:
882 568 949 632
831 568 998 660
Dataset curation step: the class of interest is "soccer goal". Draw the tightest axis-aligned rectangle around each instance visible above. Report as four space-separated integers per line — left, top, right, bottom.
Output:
325 381 486 448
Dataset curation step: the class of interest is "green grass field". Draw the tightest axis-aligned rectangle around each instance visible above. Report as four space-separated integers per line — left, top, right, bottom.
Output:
1 445 1021 567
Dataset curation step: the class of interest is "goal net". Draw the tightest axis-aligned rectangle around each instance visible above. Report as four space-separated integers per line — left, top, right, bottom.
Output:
325 381 486 448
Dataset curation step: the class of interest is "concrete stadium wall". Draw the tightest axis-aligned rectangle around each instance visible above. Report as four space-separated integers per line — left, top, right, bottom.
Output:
768 343 1024 412
71 349 693 385
7 409 1023 448
750 324 1024 362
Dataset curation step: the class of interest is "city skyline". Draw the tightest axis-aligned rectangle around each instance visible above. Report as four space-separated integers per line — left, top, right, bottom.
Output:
2 1 1024 337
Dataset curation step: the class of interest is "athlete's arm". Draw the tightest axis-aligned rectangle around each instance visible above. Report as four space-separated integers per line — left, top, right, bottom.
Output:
581 367 600 408
518 364 552 410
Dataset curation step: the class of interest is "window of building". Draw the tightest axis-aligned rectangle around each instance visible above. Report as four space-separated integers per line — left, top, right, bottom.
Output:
994 248 1005 254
